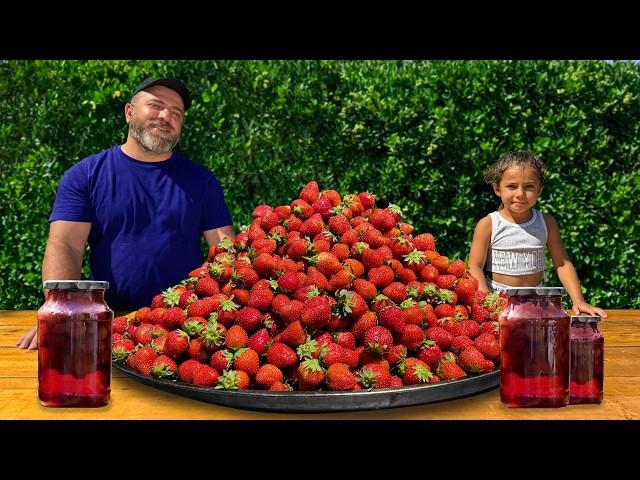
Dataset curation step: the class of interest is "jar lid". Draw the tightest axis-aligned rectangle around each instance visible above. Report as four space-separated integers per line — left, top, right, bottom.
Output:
503 287 567 296
571 315 601 323
43 280 109 290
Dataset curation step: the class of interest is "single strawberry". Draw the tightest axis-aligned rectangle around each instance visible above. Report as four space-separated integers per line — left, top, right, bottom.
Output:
187 298 216 318
134 307 152 324
480 320 500 338
425 326 454 350
412 233 436 251
233 347 260 376
351 311 378 341
311 196 334 220
352 278 377 302
150 336 167 355
177 359 201 383
280 320 308 347
301 295 332 328
111 338 136 363
358 363 392 389
458 346 487 373
399 323 426 351
163 329 190 359
129 346 156 376
297 358 326 388
474 332 500 359
434 303 456 319
402 357 433 385
368 208 396 231
335 289 368 319
273 205 291 220
363 325 394 355
340 228 360 247
132 323 154 345
225 324 249 350
360 248 383 270
436 274 457 290
417 339 443 370
267 342 298 369
259 214 280 234
312 237 332 253
328 215 352 236
306 251 342 277
255 364 284 389
194 276 220 297
159 307 186 330
343 258 365 278
419 264 440 283
382 282 407 304
210 349 234 374
187 337 211 363
332 331 356 350
450 335 475 355
327 269 354 292
300 181 320 204
252 204 273 218
181 316 208 337
459 319 481 339
385 343 408 368
299 213 326 238
326 363 358 391
151 355 177 379
217 369 250 390
112 316 130 335
304 266 329 290
379 306 406 335
471 304 491 323
447 259 467 278
235 306 263 332
367 265 395 289
436 357 468 380
247 327 271 355
192 364 219 386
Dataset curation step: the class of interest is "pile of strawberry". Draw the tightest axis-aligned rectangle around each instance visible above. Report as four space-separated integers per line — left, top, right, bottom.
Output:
112 182 507 391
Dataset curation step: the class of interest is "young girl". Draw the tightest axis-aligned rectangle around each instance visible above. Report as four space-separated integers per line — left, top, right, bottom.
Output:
468 150 607 318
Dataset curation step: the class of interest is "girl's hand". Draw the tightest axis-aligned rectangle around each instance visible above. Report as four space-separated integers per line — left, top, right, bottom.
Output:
572 301 608 318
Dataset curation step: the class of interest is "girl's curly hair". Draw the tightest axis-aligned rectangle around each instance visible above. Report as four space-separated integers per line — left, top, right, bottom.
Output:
483 150 546 186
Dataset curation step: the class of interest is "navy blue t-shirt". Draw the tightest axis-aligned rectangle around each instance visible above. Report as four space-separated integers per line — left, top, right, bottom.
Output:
49 146 233 310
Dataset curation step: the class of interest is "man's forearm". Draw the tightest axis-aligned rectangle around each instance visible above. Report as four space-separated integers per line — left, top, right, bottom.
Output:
41 241 85 297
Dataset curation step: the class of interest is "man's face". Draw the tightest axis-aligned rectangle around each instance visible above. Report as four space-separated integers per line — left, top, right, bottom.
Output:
127 85 185 154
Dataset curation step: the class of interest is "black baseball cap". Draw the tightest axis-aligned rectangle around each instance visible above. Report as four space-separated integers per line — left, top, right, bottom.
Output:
133 77 192 111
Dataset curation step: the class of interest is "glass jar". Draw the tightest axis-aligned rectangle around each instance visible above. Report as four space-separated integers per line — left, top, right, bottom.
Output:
499 287 570 408
570 315 604 404
37 280 113 407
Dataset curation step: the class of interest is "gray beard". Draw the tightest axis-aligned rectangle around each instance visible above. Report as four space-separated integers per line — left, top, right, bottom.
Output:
129 122 180 154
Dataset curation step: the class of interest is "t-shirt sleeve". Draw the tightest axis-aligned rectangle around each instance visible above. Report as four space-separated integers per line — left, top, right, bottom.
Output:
201 174 233 231
48 163 95 223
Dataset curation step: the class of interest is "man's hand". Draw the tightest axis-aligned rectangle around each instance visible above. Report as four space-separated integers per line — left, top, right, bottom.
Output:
17 325 38 350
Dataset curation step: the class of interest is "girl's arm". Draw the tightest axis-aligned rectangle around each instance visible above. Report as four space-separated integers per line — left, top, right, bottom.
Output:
468 215 493 292
544 213 607 318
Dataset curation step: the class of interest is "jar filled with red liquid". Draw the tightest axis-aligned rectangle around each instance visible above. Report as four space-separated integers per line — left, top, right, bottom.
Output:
499 287 570 408
570 315 604 404
38 280 113 407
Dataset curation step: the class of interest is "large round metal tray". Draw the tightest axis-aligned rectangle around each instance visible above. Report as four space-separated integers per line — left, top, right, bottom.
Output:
114 363 499 413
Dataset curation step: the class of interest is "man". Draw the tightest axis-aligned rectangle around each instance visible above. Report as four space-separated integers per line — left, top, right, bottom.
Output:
17 77 235 350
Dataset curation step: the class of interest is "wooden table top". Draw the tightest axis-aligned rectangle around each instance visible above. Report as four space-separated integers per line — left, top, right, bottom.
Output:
1 310 638 420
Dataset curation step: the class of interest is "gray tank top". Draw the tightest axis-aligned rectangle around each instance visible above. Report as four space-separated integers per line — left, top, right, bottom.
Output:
485 209 548 275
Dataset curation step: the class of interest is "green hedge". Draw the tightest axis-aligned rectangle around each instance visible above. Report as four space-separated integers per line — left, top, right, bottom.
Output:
1 60 638 309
